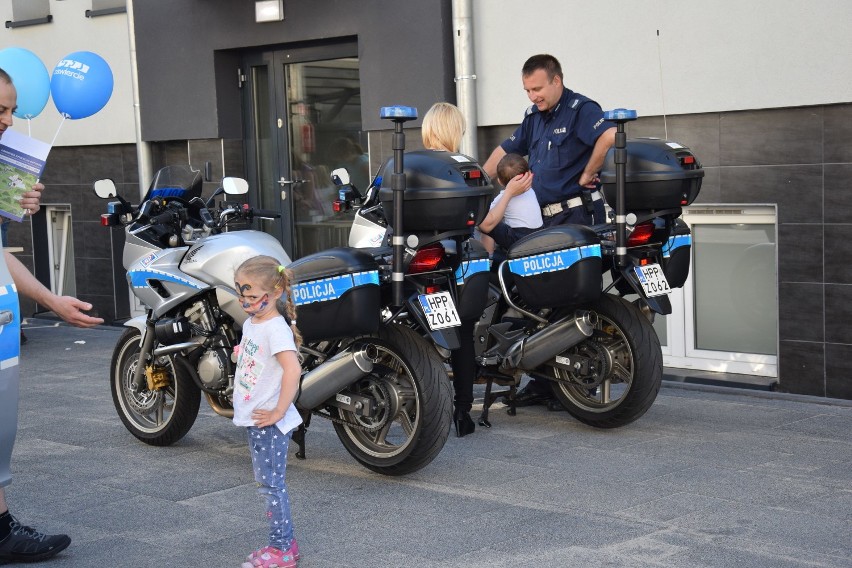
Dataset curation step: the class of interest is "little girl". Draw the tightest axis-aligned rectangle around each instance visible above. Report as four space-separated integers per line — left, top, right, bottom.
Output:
233 255 302 568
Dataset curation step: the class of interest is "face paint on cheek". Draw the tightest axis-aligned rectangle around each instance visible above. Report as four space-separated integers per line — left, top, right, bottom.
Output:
241 293 269 315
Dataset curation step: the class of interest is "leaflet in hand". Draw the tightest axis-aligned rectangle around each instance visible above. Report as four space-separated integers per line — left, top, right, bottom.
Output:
0 129 51 222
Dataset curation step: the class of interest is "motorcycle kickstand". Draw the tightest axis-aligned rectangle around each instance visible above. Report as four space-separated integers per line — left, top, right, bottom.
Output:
478 378 495 428
293 412 311 460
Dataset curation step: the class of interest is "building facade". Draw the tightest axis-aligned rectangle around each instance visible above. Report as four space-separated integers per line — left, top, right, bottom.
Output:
1 0 851 399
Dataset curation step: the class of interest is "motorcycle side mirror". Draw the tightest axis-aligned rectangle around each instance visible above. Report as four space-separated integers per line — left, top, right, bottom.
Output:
222 177 249 195
331 168 350 186
93 178 117 199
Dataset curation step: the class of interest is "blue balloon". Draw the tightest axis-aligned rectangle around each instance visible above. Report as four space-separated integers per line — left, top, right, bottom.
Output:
50 51 114 120
0 47 51 119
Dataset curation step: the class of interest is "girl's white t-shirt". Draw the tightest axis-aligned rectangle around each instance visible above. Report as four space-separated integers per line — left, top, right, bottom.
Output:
232 316 302 435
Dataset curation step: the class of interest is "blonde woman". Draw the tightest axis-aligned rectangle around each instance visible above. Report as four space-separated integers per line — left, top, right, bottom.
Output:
421 101 465 153
419 102 479 436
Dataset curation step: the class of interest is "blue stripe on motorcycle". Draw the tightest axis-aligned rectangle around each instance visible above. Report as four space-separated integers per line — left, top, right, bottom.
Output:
128 269 206 290
663 234 691 258
508 244 601 277
455 258 491 285
293 270 379 305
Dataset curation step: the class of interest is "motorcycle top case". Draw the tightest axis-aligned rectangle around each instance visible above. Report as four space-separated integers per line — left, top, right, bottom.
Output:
600 138 704 211
453 238 491 321
288 247 381 342
378 150 492 235
662 218 692 289
506 224 602 310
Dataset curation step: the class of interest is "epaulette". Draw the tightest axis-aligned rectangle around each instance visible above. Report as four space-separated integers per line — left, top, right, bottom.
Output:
525 104 538 116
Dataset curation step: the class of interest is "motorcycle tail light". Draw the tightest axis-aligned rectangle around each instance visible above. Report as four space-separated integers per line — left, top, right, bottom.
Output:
626 221 655 247
408 244 444 274
425 285 440 294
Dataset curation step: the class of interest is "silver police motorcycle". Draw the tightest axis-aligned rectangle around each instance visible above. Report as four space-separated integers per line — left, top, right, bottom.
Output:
95 156 456 475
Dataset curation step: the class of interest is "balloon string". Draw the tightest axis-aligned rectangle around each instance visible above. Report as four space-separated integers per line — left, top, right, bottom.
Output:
50 115 67 147
27 118 32 137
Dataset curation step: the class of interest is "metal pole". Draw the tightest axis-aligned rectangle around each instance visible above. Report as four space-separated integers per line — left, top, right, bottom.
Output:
452 0 478 158
603 108 637 269
391 119 406 306
126 0 153 198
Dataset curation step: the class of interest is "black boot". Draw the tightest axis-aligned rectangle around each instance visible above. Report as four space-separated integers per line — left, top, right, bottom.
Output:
453 408 475 437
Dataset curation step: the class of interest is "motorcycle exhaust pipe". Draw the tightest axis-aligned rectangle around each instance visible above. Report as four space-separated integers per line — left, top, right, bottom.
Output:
502 311 596 371
295 346 376 409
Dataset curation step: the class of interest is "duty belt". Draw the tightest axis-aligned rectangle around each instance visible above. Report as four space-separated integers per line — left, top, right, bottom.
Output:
541 190 603 217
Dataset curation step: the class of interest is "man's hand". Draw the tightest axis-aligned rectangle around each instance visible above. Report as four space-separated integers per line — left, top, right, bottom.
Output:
578 171 600 188
505 171 533 197
19 182 43 216
47 296 104 328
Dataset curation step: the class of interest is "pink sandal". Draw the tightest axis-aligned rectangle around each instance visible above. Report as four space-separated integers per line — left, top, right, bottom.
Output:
242 541 298 568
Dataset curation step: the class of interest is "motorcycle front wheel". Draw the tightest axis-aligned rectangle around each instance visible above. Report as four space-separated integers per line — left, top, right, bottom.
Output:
542 293 662 428
110 327 201 446
332 324 452 476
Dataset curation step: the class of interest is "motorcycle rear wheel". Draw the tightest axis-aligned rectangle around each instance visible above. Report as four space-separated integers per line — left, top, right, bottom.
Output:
110 327 201 446
544 293 662 428
332 324 452 476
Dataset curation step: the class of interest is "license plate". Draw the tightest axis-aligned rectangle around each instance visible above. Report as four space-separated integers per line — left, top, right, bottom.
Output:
634 264 672 297
418 291 461 330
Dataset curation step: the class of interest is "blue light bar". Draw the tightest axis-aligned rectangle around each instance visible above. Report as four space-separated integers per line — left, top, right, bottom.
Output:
604 108 638 121
380 106 418 120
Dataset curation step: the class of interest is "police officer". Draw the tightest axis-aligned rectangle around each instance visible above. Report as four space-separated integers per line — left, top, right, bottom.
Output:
482 53 616 407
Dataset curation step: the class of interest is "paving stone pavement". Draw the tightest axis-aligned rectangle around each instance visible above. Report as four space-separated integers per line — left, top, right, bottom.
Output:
6 321 852 567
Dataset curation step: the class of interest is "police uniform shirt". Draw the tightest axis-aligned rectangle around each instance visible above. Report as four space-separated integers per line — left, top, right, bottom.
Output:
500 88 613 207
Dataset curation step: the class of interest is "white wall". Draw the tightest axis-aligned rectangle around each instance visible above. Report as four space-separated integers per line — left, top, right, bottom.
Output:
474 0 852 125
0 0 135 146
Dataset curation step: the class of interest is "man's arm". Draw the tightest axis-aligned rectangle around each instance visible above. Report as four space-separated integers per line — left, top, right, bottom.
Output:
578 126 616 188
481 145 507 179
5 252 104 327
478 172 533 233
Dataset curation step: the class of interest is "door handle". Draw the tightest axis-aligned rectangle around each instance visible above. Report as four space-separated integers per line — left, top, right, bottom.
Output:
0 310 14 326
278 178 305 186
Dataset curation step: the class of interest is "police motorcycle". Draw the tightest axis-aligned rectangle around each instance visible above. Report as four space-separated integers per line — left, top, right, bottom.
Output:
333 109 703 429
94 143 462 475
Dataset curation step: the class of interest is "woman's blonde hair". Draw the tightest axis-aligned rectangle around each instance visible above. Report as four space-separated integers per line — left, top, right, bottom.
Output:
235 255 303 348
421 102 465 152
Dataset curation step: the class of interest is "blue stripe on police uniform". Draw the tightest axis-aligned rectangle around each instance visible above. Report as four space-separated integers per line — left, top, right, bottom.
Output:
454 258 491 285
662 234 691 258
128 269 206 290
508 244 601 277
292 270 379 306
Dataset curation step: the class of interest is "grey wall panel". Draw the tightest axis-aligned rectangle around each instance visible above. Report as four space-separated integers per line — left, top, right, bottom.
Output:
132 0 453 141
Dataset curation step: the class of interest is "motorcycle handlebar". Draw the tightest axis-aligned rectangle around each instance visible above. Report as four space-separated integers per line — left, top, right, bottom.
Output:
149 210 176 225
251 209 281 219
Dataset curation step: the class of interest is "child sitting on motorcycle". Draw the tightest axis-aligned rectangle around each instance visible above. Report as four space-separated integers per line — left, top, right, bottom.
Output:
232 255 303 568
477 153 543 255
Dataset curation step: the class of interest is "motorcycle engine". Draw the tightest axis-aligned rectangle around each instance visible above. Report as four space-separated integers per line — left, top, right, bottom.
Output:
182 299 234 390
197 348 231 389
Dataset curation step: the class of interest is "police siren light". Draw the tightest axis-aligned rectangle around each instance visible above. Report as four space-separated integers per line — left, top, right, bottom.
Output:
380 106 418 121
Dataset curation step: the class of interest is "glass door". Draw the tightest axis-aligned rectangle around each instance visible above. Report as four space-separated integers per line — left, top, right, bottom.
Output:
242 42 363 259
653 205 778 377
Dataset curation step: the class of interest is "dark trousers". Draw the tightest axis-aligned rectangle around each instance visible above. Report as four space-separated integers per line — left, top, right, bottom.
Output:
450 318 476 412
